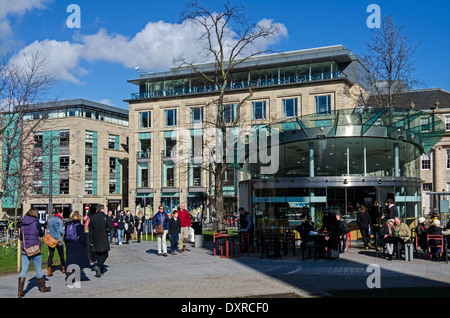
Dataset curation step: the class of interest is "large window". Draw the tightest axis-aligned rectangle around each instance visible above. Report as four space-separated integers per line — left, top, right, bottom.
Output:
252 101 266 120
85 131 94 148
222 104 236 123
139 111 151 129
59 155 69 171
446 116 450 131
190 107 204 125
85 155 93 171
421 152 431 170
164 109 177 127
59 179 69 195
315 95 331 115
282 98 298 118
108 135 118 150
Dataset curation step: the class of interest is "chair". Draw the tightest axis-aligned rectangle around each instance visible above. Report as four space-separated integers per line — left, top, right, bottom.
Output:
280 229 296 256
427 234 445 260
213 233 225 257
233 232 250 257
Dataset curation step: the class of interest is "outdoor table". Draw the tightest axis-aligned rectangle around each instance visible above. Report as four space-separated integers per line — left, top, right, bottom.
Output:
214 233 235 258
260 231 282 259
307 232 329 260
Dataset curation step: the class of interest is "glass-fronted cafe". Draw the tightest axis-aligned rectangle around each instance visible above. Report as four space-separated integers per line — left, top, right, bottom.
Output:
238 107 445 229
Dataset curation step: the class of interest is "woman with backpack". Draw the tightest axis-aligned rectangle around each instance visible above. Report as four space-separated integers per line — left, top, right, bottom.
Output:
64 211 90 280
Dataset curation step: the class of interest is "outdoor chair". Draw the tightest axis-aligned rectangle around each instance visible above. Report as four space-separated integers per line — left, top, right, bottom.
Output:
233 232 250 257
213 232 225 257
427 234 447 262
280 229 296 256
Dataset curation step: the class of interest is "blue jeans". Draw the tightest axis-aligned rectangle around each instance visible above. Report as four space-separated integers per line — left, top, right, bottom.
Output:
19 254 43 279
117 229 124 244
170 233 179 253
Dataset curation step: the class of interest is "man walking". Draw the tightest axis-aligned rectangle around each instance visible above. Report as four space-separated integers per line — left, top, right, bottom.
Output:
177 203 191 253
89 204 112 277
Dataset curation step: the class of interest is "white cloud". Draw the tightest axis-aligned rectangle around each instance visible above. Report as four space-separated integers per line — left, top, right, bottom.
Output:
11 39 86 84
11 17 288 84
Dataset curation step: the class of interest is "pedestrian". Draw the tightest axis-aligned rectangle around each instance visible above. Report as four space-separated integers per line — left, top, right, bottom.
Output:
153 205 169 256
125 209 134 244
88 204 112 277
134 210 145 243
416 217 428 251
356 205 373 249
177 203 191 253
382 199 399 221
238 207 254 253
107 210 115 244
83 212 96 263
327 213 346 259
114 210 126 245
46 209 66 277
169 210 181 255
64 211 90 280
18 208 51 298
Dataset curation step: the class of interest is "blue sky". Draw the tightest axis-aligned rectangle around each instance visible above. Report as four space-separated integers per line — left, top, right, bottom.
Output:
1 0 449 109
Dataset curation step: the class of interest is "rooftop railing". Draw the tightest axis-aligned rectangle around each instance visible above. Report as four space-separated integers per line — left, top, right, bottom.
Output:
131 72 345 100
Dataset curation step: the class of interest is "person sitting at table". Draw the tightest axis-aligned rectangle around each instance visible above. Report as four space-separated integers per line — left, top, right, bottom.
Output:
380 219 396 260
442 221 450 249
327 213 346 259
238 207 254 254
297 215 315 250
320 209 333 232
428 219 443 257
416 217 428 252
393 217 411 243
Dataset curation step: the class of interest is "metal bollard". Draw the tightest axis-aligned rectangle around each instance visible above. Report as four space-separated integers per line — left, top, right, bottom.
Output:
405 243 414 261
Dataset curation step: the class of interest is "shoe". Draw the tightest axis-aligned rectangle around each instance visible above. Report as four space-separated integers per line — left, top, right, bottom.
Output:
119 242 122 246
94 266 101 278
368 243 373 248
18 277 25 298
365 246 368 250
61 266 66 274
37 277 51 293
47 267 53 277
163 253 168 257
158 253 162 256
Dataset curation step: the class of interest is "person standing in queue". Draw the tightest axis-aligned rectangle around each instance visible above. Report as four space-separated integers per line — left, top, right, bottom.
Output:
89 204 112 277
46 209 66 277
153 205 169 256
357 205 373 249
177 203 191 253
238 207 254 254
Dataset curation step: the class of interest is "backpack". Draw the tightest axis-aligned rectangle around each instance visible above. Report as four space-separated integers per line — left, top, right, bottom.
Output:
66 223 80 241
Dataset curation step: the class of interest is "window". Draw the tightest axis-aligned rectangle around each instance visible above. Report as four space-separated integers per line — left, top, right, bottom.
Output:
108 135 117 150
59 179 69 194
163 162 175 187
190 107 203 125
164 136 177 158
109 179 117 194
85 155 93 171
34 156 43 173
224 167 235 186
421 152 431 170
85 131 94 148
139 111 151 129
191 135 203 157
252 101 266 120
447 150 450 169
34 133 43 148
33 180 43 195
222 104 235 123
85 180 93 195
109 158 117 173
137 162 149 188
190 164 202 186
423 183 432 191
315 95 331 115
282 98 298 118
446 116 450 131
420 118 430 132
59 155 69 171
139 137 151 159
164 109 177 127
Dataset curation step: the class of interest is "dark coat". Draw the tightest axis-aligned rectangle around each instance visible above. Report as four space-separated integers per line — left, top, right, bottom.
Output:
168 217 181 235
357 211 372 228
327 219 346 250
89 212 112 253
64 220 90 269
385 205 399 220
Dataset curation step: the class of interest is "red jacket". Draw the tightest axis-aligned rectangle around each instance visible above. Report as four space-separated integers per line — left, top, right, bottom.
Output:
178 209 191 227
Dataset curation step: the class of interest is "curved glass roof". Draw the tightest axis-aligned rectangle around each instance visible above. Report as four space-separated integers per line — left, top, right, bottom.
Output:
266 107 445 153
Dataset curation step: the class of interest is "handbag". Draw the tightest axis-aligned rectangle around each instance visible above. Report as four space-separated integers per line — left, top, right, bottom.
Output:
22 228 41 257
44 232 59 248
155 213 165 235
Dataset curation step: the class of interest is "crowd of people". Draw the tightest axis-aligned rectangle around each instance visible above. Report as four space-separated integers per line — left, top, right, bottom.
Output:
16 203 194 298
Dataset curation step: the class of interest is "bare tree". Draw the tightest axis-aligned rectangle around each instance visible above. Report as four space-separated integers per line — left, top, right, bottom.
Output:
361 15 422 107
0 51 55 228
176 1 282 224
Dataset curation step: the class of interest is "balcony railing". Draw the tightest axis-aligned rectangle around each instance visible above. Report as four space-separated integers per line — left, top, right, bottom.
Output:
131 72 345 99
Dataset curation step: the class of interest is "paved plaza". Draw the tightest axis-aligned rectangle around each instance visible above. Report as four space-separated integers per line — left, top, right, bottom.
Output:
1 239 450 299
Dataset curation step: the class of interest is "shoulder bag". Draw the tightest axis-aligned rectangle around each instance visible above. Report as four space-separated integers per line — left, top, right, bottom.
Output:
22 227 41 257
155 213 165 235
44 231 59 248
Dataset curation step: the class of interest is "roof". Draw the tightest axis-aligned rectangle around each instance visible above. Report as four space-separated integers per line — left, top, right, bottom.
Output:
366 88 450 110
26 98 129 117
